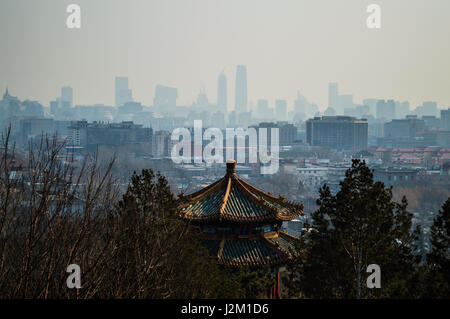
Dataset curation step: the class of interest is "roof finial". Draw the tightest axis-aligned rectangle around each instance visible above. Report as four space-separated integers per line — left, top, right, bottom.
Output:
226 160 236 176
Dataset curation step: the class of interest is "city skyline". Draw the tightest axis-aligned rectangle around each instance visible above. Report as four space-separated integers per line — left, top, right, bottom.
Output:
1 0 450 109
2 76 449 121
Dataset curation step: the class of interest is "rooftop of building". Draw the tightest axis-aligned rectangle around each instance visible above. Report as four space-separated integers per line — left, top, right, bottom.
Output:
178 160 304 223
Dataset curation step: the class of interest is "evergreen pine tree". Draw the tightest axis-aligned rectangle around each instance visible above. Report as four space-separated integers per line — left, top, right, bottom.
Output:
109 169 243 298
424 197 450 297
286 159 418 298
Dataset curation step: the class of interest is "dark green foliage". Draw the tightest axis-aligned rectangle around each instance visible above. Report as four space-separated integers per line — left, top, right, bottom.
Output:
421 197 450 298
286 159 418 298
231 266 274 299
107 169 243 298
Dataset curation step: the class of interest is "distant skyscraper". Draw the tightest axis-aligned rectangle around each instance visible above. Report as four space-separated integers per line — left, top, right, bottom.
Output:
115 77 132 107
376 99 396 120
275 99 287 121
441 108 450 130
395 101 410 119
153 85 178 107
414 101 438 117
217 72 227 113
235 65 248 114
328 82 338 110
256 99 273 119
61 86 73 108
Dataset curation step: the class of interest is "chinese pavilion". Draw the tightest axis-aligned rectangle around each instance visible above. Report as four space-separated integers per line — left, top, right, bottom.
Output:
177 160 304 298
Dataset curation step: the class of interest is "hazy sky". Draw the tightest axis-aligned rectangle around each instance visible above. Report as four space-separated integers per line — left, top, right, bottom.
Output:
1 0 449 111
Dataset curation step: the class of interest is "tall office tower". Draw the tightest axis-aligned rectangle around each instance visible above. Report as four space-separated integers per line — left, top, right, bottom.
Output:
217 72 227 113
293 91 304 114
441 108 450 130
115 77 133 107
61 86 73 108
306 116 368 151
275 99 287 121
328 82 339 110
376 99 396 120
256 99 273 119
235 65 248 114
395 101 410 119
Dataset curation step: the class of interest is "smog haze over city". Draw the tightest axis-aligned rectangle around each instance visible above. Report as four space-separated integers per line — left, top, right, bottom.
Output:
0 0 449 305
1 0 450 109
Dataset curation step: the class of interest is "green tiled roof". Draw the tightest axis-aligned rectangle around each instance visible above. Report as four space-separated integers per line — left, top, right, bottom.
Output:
199 234 299 267
183 184 227 220
222 183 269 221
219 239 285 267
266 232 299 255
178 161 303 223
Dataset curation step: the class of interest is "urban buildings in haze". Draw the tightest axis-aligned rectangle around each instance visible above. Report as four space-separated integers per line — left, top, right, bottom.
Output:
275 99 287 121
442 108 450 130
153 84 178 108
328 82 338 112
376 99 396 120
414 101 438 117
256 99 272 119
115 77 133 107
234 65 248 114
306 116 368 151
327 82 354 115
61 86 73 108
217 71 227 114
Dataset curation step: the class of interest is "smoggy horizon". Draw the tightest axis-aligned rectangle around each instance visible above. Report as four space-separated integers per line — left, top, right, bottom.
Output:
1 0 450 111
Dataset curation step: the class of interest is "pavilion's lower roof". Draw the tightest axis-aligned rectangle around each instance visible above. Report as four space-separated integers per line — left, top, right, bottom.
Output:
201 232 299 267
178 162 304 223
